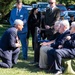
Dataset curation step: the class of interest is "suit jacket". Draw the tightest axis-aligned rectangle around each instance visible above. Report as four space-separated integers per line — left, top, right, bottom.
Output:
0 27 18 50
45 7 60 26
9 6 28 33
44 7 60 39
51 30 70 48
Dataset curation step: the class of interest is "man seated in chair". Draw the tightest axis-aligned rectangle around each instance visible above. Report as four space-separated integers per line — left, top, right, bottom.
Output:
47 21 75 75
0 19 23 68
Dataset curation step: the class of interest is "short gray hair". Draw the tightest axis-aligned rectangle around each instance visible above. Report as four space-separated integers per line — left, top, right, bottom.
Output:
54 21 60 27
14 19 24 26
71 22 75 28
60 20 70 30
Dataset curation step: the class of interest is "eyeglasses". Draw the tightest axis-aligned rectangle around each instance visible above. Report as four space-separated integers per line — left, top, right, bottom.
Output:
48 2 54 4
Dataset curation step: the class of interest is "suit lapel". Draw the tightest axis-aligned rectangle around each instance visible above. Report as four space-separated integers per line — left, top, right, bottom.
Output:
47 8 52 16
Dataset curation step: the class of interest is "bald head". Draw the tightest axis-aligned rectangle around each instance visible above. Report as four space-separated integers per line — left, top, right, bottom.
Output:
48 0 56 8
49 0 56 2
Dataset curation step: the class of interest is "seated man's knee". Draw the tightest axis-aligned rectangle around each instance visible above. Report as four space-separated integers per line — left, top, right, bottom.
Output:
47 49 54 55
40 46 44 53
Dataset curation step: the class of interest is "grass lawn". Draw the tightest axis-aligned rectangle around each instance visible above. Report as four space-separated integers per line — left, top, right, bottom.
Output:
0 24 73 75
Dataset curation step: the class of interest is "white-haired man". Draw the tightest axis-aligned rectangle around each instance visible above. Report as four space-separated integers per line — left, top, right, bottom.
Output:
47 20 71 74
0 19 23 68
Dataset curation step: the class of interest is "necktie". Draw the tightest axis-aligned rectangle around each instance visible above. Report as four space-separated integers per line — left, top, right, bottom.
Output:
17 9 19 15
50 8 52 12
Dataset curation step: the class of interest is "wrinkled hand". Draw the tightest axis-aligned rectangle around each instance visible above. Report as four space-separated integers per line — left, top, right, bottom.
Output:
40 42 50 46
16 43 21 48
45 25 50 29
66 36 71 40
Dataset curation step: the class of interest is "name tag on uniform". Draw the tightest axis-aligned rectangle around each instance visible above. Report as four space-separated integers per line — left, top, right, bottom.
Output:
20 15 23 18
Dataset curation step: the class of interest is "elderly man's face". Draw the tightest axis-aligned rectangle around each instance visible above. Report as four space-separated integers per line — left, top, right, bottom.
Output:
16 3 22 9
18 24 23 31
59 25 65 34
54 24 60 31
70 26 75 34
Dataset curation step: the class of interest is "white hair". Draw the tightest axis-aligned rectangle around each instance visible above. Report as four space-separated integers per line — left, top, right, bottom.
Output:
14 19 24 26
60 20 70 30
54 21 60 27
71 22 75 28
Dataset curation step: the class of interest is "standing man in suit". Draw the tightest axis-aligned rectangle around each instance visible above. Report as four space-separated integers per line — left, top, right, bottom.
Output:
0 19 23 68
9 0 28 60
45 0 60 40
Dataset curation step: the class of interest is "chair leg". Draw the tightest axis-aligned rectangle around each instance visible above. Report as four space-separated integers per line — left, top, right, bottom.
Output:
64 59 75 74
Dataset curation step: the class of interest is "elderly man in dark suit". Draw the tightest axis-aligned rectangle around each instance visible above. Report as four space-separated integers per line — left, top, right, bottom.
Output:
45 0 60 40
0 19 23 68
47 20 74 75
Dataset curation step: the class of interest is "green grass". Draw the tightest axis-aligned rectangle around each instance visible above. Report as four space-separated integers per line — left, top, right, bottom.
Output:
0 24 73 75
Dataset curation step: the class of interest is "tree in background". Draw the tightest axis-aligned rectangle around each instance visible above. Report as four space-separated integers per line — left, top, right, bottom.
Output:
0 0 16 19
0 0 75 23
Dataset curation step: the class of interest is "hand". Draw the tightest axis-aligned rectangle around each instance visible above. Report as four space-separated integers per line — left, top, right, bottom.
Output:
66 36 71 40
45 25 50 29
58 45 63 49
40 42 50 46
16 43 21 48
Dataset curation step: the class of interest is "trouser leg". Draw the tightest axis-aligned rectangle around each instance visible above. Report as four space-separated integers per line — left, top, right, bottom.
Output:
18 33 28 60
12 48 20 64
0 50 13 68
54 49 73 71
39 46 53 68
47 49 56 72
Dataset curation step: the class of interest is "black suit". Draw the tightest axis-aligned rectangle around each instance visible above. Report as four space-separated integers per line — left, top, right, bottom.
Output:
0 27 20 68
45 7 60 40
47 30 70 72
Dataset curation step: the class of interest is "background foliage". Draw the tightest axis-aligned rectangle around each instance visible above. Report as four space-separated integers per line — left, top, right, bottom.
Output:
0 0 75 20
